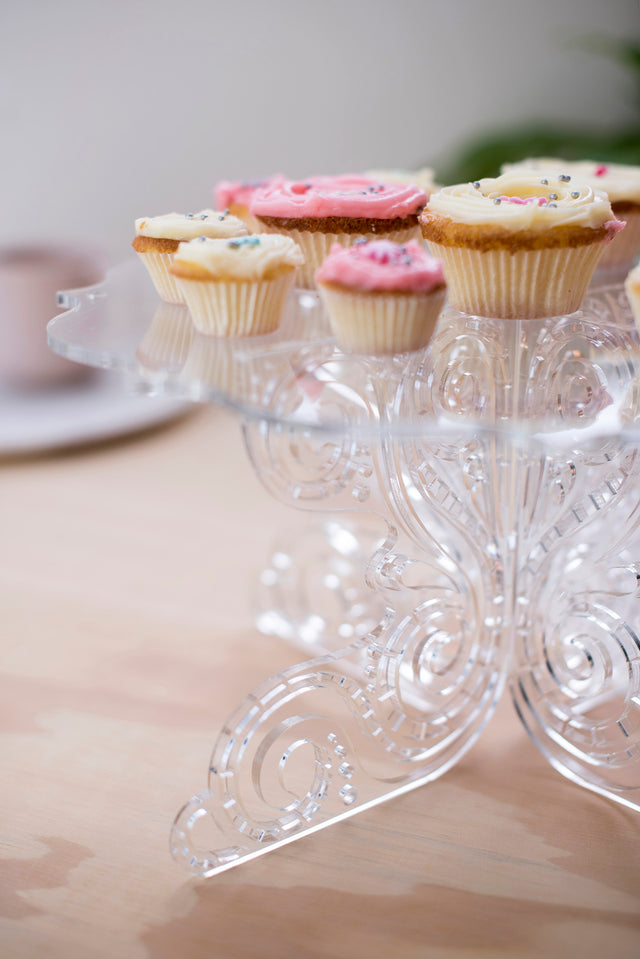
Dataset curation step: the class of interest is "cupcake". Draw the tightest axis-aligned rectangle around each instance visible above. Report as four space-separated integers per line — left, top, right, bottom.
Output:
503 158 640 273
132 210 248 303
214 176 285 233
315 239 446 354
168 234 304 336
250 175 427 289
420 172 625 319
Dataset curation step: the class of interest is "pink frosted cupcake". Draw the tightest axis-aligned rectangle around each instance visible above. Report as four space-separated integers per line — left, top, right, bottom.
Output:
316 239 446 354
214 176 285 233
250 175 427 289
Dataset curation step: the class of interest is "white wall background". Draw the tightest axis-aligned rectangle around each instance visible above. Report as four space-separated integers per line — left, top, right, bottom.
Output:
2 0 638 262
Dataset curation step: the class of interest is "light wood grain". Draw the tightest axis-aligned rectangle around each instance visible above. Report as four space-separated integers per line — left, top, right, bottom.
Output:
1 404 639 959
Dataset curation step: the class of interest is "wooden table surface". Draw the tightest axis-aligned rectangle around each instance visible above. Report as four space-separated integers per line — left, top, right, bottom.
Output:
1 400 639 959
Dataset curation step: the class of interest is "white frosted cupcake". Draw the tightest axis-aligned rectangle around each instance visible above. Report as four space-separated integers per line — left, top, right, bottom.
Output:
169 234 304 336
132 210 248 303
503 158 640 273
316 239 446 354
420 172 625 319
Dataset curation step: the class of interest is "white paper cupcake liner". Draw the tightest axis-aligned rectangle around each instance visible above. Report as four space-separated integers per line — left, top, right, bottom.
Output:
318 285 446 354
257 224 421 289
175 270 295 336
136 251 184 304
425 241 606 319
597 209 640 271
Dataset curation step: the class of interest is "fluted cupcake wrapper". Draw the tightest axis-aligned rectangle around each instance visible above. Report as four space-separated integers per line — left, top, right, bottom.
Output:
425 241 606 319
318 285 446 355
598 209 640 271
175 271 295 337
136 251 184 304
257 224 421 290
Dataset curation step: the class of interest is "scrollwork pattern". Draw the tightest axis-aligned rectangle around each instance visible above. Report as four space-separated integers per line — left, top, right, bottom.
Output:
171 518 506 876
173 285 640 877
513 505 640 807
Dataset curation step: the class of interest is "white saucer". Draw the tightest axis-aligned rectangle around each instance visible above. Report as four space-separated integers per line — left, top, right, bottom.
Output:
0 370 193 455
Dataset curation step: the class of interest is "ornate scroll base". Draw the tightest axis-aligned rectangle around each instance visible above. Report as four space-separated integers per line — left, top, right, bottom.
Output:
172 284 640 877
172 515 507 876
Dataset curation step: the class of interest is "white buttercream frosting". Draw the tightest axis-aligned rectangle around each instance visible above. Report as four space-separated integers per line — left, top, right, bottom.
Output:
426 172 615 230
172 234 304 279
135 210 248 240
502 159 640 204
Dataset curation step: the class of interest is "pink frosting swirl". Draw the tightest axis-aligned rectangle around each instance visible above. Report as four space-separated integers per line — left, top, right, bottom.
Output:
315 240 445 293
250 175 427 219
214 176 285 210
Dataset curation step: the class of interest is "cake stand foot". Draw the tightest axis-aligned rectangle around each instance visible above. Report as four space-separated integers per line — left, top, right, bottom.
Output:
172 591 507 877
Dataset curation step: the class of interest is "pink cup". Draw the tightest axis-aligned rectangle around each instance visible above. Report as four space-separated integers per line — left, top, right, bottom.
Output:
0 244 107 389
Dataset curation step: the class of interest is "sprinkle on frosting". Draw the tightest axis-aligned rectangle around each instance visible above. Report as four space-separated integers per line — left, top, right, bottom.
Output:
315 239 445 293
227 236 261 249
135 210 248 241
250 175 428 220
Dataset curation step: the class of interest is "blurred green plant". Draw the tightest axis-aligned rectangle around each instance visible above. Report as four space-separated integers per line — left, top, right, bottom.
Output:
435 38 640 185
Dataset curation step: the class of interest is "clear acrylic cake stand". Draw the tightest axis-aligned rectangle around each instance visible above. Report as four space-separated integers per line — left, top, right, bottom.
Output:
48 261 640 877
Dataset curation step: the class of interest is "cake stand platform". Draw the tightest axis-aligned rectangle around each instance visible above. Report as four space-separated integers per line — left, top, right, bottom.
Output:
48 262 640 877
